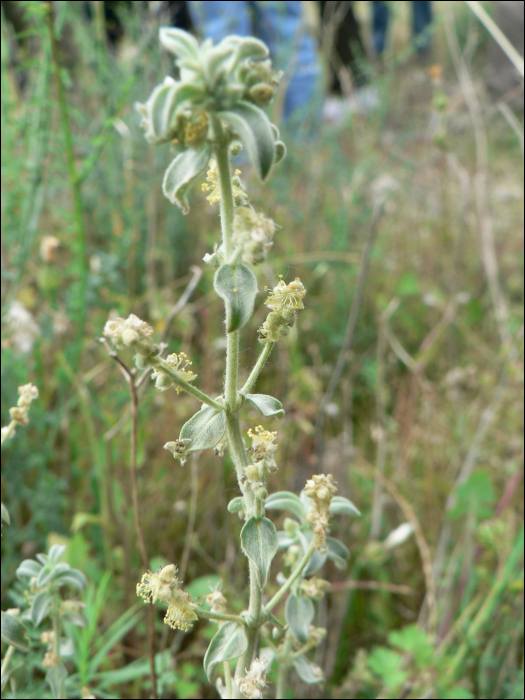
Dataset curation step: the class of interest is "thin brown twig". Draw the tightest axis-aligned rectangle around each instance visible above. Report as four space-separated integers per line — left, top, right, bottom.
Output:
99 338 158 699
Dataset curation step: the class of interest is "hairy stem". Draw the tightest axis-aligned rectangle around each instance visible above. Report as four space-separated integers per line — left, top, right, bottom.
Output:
265 541 316 612
194 607 245 625
214 138 265 696
151 357 224 411
241 343 274 395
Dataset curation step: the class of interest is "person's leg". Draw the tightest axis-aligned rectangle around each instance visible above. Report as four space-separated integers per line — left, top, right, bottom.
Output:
412 1 433 53
187 1 250 41
252 1 321 120
372 1 390 57
320 1 369 92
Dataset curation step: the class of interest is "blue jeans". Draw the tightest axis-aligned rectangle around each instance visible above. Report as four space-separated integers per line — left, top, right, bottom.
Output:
372 1 433 56
188 1 321 125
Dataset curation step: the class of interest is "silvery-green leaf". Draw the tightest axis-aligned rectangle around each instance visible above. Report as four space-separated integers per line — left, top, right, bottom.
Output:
203 622 248 682
1 612 29 652
62 610 88 627
245 393 284 419
55 568 88 591
297 529 327 575
141 77 178 143
36 553 49 565
159 27 200 61
240 517 278 588
47 544 67 564
274 140 286 165
2 659 29 691
1 502 10 525
292 655 324 684
45 663 67 700
329 496 361 517
265 492 306 522
16 559 42 579
36 562 70 587
277 531 296 548
326 537 349 569
227 497 244 513
285 593 314 643
31 591 53 627
214 264 258 333
233 36 269 62
180 406 227 454
162 147 211 214
218 102 275 181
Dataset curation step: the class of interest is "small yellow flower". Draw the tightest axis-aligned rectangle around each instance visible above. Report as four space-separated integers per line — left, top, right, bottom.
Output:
264 277 306 314
164 588 198 631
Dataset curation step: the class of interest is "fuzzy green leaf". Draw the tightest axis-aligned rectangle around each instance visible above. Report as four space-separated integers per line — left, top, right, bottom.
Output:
292 655 324 684
214 263 258 333
1 612 29 652
31 591 53 627
55 568 88 591
1 502 10 525
265 492 306 522
47 544 67 563
159 27 200 61
218 101 276 180
36 562 70 587
285 593 315 643
240 517 278 588
297 529 327 575
16 559 42 579
203 622 248 682
245 393 284 419
180 406 227 454
162 146 211 214
326 537 349 569
45 663 67 700
329 496 361 517
227 497 245 513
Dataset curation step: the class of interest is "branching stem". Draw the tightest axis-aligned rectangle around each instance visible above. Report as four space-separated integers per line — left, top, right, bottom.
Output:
241 343 274 394
265 541 316 612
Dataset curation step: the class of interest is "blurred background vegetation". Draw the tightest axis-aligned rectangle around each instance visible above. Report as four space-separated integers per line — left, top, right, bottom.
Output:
1 1 523 698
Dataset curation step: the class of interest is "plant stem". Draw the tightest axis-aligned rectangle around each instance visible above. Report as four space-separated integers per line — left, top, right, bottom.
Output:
223 660 233 697
193 607 245 625
240 343 274 394
0 645 15 690
214 136 264 696
152 357 225 411
275 634 293 699
265 541 316 613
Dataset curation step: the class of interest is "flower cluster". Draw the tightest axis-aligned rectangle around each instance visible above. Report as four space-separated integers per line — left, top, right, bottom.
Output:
136 564 198 632
299 576 331 601
258 277 306 344
8 383 38 427
103 314 155 356
235 657 271 699
304 474 337 552
232 206 276 265
202 159 247 206
247 426 278 472
152 352 197 393
206 588 227 614
2 383 39 444
164 438 191 465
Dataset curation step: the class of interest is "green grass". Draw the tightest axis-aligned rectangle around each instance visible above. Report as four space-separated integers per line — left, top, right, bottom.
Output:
1 2 523 698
